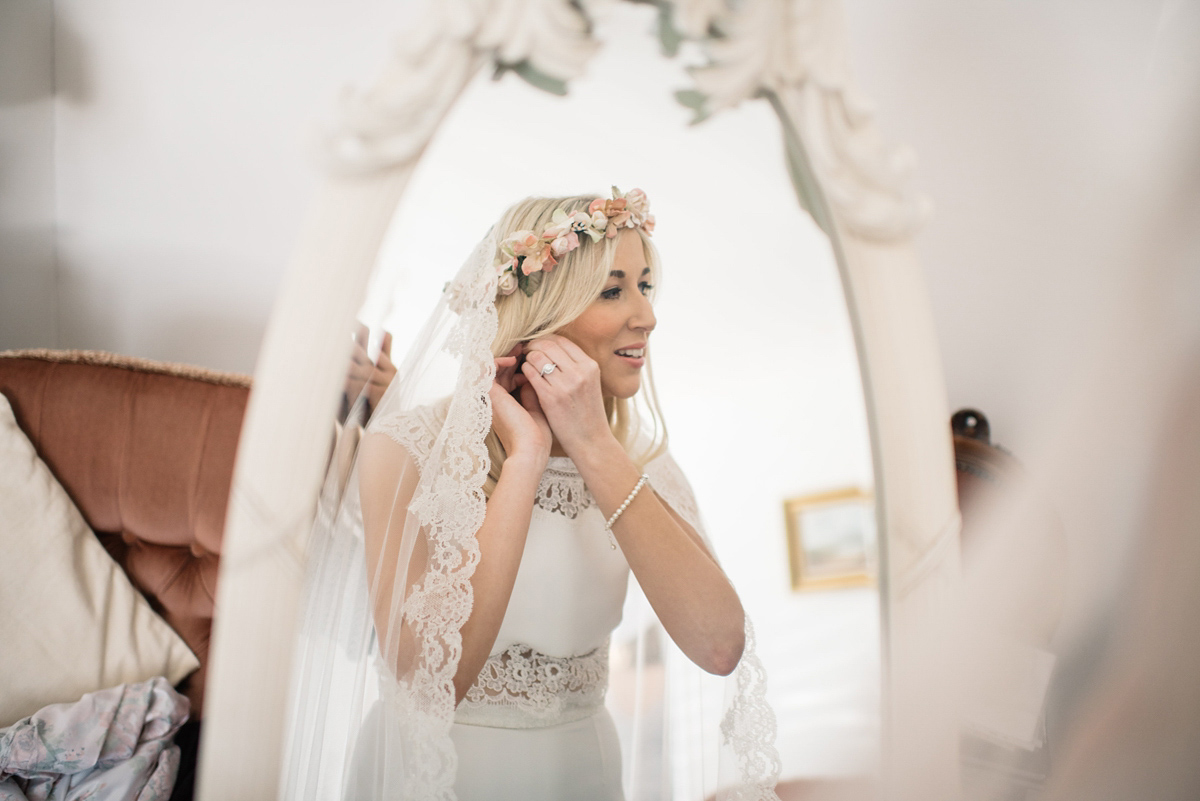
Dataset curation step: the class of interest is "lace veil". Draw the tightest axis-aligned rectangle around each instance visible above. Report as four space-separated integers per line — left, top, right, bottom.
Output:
279 211 781 800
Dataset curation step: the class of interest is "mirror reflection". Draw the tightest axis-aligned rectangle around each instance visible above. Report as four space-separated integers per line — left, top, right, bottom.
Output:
325 4 878 796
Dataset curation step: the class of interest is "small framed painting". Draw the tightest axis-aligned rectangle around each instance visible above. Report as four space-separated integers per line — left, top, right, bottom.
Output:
784 487 878 591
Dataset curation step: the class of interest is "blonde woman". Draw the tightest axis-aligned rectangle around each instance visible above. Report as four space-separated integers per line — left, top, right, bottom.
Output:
282 192 777 801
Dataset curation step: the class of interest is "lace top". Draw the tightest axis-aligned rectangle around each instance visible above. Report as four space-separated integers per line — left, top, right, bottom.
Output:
454 456 630 728
375 404 705 731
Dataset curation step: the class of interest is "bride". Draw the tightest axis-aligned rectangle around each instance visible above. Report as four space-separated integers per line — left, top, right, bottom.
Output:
282 190 779 801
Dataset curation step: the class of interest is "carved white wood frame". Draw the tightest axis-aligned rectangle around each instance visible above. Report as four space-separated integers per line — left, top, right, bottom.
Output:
197 2 961 799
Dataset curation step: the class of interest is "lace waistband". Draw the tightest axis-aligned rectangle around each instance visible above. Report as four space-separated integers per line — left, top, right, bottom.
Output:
455 641 609 729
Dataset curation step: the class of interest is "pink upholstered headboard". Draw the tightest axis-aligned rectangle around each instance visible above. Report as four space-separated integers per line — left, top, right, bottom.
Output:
0 350 250 718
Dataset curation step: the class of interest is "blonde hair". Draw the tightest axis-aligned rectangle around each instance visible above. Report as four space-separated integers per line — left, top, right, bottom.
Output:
483 194 668 495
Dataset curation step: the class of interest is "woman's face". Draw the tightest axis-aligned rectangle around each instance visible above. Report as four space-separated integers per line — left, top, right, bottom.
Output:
559 229 657 400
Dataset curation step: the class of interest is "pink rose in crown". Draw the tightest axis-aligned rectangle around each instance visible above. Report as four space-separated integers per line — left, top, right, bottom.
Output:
550 230 579 256
601 197 632 232
497 269 518 295
514 232 539 254
502 230 539 260
624 189 650 225
605 216 632 238
542 210 587 258
494 192 654 297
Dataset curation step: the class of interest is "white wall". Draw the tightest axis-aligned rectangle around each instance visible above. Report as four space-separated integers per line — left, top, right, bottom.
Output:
843 0 1200 449
0 0 57 349
42 0 419 372
840 0 1200 642
12 0 1197 417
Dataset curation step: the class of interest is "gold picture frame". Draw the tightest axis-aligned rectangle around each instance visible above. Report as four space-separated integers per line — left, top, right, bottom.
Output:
785 487 878 591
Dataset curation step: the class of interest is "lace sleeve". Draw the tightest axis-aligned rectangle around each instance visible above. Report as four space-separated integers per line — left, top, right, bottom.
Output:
368 398 447 468
644 450 716 556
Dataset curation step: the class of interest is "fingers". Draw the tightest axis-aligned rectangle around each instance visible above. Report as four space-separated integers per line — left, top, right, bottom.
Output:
520 359 551 394
346 359 372 381
374 335 396 374
494 355 519 393
517 379 551 448
547 334 588 364
495 343 526 392
489 377 525 411
488 380 518 415
524 336 579 369
519 380 544 418
495 356 518 381
345 326 371 399
522 349 558 381
350 323 371 366
519 358 564 416
526 334 588 364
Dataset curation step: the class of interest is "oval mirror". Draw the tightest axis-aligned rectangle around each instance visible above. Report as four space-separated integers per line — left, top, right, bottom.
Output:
198 3 960 800
360 6 880 793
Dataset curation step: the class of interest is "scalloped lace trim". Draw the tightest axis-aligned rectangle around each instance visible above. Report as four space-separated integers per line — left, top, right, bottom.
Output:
720 618 783 799
456 641 609 729
363 233 499 799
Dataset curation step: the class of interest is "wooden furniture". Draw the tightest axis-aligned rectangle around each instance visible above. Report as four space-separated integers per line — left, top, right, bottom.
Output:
952 409 1067 798
951 407 1067 647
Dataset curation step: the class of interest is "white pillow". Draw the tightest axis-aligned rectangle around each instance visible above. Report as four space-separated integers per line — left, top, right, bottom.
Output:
0 394 200 727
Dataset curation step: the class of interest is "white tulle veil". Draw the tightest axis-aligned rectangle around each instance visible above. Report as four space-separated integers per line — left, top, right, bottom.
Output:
278 199 782 801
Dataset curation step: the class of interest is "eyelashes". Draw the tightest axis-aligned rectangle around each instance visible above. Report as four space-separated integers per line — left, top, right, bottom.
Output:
600 283 654 300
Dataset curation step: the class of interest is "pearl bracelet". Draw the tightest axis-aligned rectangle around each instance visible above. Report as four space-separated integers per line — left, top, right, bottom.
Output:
603 474 650 549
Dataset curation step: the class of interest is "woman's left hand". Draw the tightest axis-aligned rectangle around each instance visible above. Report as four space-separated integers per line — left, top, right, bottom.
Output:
521 335 614 456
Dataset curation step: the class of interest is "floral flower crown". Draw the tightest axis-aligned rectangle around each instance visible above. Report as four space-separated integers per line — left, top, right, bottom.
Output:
496 186 655 297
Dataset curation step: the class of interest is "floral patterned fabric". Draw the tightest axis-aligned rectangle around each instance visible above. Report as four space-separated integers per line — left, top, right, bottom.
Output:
0 677 188 801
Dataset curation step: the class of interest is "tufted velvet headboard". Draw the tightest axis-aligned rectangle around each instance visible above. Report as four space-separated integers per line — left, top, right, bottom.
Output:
0 350 250 718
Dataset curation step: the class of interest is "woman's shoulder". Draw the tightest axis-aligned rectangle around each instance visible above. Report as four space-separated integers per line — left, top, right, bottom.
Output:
366 396 451 466
642 448 705 534
642 449 687 494
631 434 684 486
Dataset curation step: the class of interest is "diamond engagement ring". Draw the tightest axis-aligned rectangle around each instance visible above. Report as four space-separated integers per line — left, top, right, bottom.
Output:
540 362 557 377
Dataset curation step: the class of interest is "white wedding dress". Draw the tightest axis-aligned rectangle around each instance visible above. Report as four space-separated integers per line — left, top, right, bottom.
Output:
348 456 632 801
284 224 780 801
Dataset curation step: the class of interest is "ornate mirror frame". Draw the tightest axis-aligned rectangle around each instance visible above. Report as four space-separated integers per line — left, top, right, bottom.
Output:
196 2 961 799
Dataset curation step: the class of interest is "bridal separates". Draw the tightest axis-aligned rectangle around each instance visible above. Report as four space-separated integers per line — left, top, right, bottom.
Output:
350 456 632 801
283 224 781 801
450 710 624 801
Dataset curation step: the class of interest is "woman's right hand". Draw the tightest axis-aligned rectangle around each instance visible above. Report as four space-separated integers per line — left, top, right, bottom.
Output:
489 345 552 467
